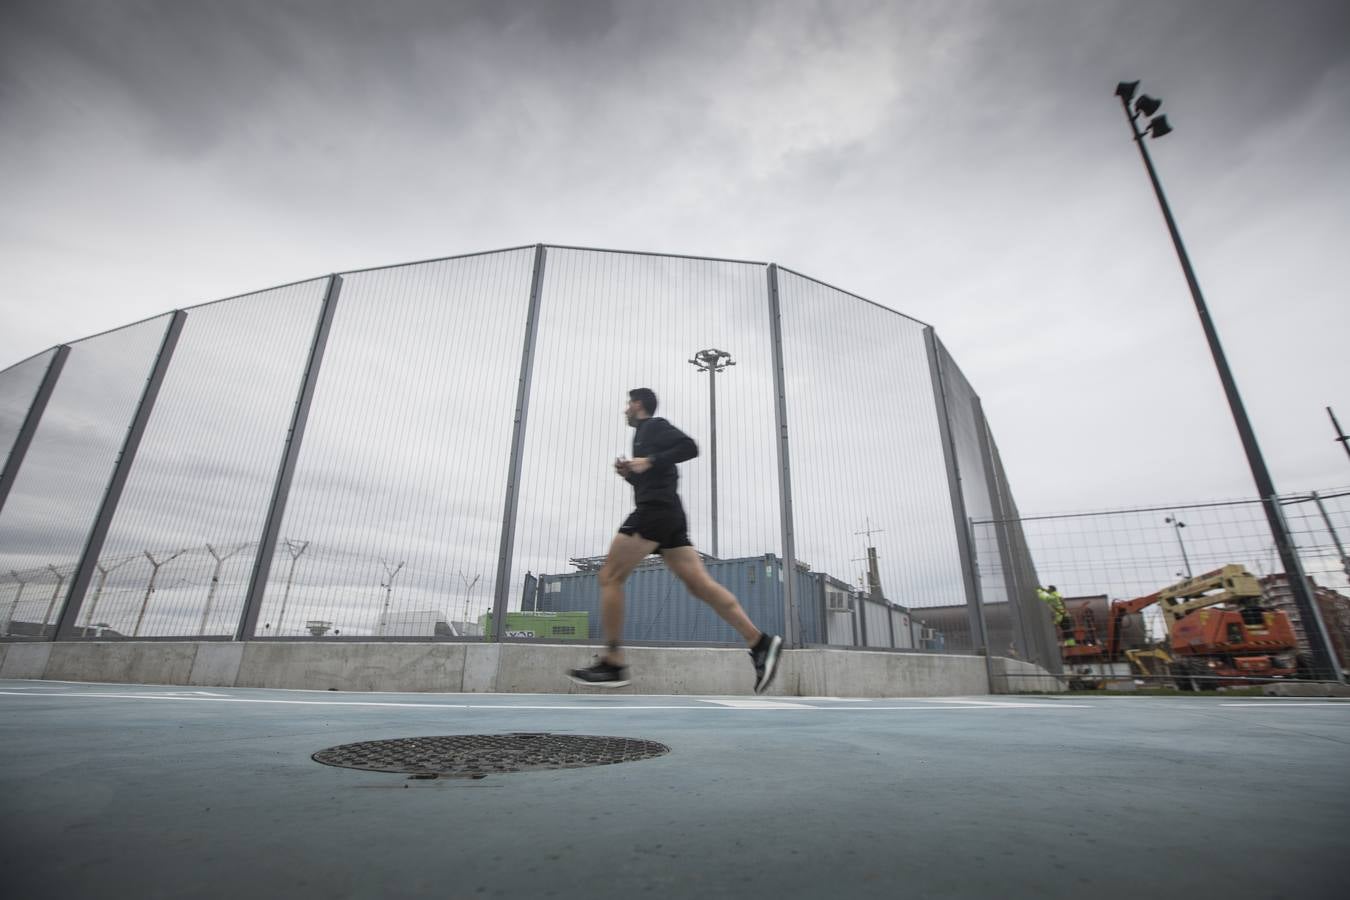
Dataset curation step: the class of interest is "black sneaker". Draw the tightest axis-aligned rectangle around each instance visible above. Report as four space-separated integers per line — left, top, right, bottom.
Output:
750 634 783 694
568 658 630 688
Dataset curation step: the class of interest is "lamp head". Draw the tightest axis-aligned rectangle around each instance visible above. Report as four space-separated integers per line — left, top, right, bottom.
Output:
1135 94 1162 117
1115 81 1139 103
1147 115 1172 138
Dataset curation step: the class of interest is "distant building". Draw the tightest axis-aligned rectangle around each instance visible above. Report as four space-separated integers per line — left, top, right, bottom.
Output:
378 610 459 638
2 620 124 640
1261 574 1350 671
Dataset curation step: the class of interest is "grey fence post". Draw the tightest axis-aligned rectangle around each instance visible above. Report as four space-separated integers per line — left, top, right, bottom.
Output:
971 396 1035 663
816 577 828 646
490 245 547 642
765 263 802 648
923 329 993 688
54 314 186 641
1270 497 1343 682
988 436 1057 673
0 345 70 516
236 275 343 641
1311 492 1350 582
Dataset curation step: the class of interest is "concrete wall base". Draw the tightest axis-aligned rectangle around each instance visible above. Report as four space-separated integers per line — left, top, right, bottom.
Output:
0 641 1061 697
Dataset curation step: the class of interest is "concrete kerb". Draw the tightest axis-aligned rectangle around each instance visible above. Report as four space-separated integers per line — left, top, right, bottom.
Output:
187 642 245 687
235 641 468 692
0 642 51 679
44 641 196 685
0 641 1062 696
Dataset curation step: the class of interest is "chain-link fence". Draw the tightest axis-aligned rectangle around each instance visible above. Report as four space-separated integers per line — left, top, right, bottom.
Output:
972 490 1350 690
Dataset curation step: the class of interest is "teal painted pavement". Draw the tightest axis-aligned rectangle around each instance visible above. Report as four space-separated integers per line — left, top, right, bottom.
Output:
0 681 1346 899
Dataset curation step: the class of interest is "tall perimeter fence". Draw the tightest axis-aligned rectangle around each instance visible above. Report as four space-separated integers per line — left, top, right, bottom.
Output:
1 244 1343 688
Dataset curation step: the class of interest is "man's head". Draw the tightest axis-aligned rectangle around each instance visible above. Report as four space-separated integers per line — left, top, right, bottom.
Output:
626 388 657 426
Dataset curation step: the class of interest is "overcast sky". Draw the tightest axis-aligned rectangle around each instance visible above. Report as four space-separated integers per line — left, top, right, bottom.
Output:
2 0 1348 522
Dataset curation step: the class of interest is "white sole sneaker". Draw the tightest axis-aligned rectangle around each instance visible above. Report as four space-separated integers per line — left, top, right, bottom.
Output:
567 673 631 688
753 635 783 694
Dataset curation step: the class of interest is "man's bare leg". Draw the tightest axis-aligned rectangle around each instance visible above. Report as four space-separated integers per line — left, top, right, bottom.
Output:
597 532 659 665
660 546 761 645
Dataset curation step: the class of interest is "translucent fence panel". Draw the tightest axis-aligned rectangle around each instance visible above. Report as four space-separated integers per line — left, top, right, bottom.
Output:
69 281 329 639
930 341 1000 649
513 249 781 645
776 270 966 650
1285 491 1350 596
256 250 537 637
987 437 1056 669
933 339 1054 667
0 349 57 473
0 318 171 638
932 343 995 526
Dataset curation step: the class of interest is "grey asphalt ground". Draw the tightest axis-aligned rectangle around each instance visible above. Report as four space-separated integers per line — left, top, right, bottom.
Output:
1 679 1346 900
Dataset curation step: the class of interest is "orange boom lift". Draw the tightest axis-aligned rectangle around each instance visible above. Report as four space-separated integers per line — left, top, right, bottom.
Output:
1063 565 1298 690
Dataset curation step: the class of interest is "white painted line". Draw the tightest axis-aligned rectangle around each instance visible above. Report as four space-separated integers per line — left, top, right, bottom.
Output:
0 691 470 708
697 699 818 709
915 699 1087 708
1220 702 1349 708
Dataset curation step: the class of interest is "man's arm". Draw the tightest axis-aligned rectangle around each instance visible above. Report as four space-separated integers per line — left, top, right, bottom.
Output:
615 457 640 483
642 418 698 469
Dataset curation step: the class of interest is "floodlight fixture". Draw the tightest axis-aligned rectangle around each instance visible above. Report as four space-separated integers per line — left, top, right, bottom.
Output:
1135 94 1163 117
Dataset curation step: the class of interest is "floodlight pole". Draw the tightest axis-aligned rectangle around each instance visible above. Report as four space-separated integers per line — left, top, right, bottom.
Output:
689 349 734 558
1116 81 1342 682
1165 515 1193 578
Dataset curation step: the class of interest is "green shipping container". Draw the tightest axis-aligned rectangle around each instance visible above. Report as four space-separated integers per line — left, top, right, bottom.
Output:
479 610 589 641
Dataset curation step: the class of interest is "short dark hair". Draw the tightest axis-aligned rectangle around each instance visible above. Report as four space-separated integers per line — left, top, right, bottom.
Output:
629 388 657 415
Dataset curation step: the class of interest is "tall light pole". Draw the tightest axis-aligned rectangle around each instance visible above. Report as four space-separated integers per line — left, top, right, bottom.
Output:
1115 80 1342 682
1164 515 1192 578
688 348 735 558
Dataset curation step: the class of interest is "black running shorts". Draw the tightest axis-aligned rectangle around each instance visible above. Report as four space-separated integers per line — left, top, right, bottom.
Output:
618 503 691 550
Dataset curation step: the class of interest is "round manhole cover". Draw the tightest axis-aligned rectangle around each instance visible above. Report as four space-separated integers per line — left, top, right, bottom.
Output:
313 733 670 777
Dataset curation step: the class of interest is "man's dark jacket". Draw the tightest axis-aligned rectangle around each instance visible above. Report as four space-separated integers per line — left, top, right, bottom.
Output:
626 417 698 507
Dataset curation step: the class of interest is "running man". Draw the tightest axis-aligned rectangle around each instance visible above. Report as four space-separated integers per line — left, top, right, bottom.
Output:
567 388 783 693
